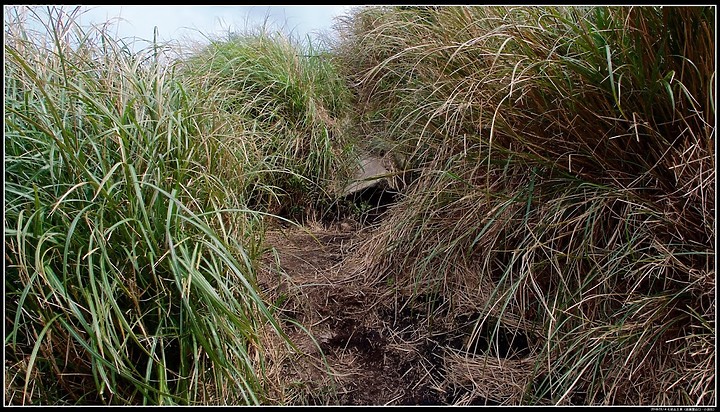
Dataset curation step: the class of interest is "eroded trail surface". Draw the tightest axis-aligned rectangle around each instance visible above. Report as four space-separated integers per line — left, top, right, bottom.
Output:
256 222 449 405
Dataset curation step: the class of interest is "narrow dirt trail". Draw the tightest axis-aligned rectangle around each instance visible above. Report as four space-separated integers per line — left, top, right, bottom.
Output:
256 222 450 405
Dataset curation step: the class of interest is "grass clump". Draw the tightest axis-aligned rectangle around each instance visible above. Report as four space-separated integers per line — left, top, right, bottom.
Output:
4 6 292 405
335 5 714 405
181 27 356 223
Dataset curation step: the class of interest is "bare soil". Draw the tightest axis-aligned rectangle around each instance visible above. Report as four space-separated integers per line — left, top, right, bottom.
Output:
256 220 451 405
257 216 533 405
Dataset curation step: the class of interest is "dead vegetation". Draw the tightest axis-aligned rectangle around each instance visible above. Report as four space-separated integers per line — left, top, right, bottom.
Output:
256 220 549 406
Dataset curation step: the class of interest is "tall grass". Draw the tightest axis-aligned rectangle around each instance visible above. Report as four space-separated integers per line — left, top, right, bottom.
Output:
180 27 356 222
4 6 292 405
335 5 714 405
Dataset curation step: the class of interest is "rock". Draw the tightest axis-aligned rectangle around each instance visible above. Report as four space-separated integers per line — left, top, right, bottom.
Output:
340 155 392 196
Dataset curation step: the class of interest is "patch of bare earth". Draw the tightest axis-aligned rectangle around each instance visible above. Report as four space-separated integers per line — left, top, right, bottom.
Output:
255 219 530 406
256 221 448 405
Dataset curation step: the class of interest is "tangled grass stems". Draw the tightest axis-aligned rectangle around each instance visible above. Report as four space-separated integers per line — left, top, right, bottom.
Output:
336 5 714 405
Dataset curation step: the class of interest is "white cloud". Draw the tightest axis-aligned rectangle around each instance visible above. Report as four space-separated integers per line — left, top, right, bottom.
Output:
76 5 357 47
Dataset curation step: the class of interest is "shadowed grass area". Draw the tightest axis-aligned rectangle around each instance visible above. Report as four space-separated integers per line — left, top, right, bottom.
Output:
4 6 295 405
335 5 714 405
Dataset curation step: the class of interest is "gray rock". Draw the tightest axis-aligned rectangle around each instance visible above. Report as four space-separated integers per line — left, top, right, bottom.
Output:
340 155 392 196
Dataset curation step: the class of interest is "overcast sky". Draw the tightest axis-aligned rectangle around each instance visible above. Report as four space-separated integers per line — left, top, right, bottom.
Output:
74 5 359 47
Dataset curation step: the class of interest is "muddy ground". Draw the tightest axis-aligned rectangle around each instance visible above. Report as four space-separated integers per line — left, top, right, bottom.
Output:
256 219 534 406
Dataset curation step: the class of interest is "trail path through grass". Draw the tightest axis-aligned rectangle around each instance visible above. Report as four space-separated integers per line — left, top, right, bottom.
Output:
257 223 449 405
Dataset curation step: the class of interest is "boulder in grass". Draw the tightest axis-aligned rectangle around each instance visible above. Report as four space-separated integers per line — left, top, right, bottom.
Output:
340 155 392 196
338 154 402 224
